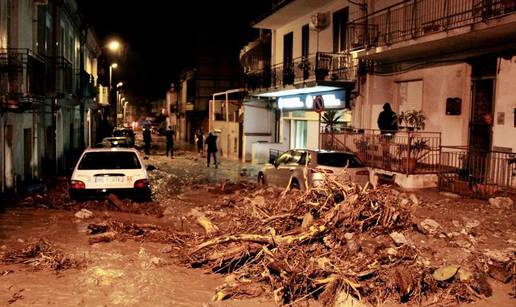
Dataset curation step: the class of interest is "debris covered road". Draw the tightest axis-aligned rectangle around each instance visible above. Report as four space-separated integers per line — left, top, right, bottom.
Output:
0 150 515 306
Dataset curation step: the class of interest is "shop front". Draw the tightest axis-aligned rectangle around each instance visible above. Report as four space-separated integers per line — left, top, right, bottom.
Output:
277 90 351 150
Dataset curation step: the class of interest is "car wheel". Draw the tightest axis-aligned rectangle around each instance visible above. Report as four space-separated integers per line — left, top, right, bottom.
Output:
69 190 84 202
290 178 300 190
133 189 152 202
258 172 266 185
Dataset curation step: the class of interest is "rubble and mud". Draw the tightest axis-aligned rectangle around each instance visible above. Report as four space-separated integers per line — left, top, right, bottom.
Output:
0 239 83 272
79 177 515 306
4 157 515 306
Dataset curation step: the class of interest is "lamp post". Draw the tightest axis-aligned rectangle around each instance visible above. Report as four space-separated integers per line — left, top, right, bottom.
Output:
109 63 118 127
116 82 124 126
123 100 129 126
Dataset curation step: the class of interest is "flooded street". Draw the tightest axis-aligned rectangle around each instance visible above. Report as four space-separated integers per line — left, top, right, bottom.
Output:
0 148 515 306
0 150 272 306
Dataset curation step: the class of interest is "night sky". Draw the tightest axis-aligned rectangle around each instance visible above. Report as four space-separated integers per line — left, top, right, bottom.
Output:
77 1 272 101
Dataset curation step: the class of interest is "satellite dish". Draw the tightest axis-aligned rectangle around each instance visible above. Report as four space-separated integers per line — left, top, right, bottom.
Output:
310 12 330 32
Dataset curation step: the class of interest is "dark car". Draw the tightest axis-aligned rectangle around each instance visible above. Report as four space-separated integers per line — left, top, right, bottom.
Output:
112 127 135 147
95 137 132 148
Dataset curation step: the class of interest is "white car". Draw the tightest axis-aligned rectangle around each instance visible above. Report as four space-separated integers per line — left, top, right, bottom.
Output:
69 147 154 200
258 149 369 190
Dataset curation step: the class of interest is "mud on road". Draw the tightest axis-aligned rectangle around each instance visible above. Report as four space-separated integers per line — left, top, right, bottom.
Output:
0 151 515 306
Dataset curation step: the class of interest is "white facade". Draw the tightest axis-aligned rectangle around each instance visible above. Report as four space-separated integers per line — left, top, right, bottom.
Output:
245 0 356 156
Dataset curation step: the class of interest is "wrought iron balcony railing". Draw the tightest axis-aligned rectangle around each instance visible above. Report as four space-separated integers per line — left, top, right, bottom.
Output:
244 52 356 93
348 0 516 51
0 48 46 108
46 56 74 95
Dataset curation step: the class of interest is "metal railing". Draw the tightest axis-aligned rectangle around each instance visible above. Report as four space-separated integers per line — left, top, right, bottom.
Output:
245 52 356 92
0 48 46 107
46 56 74 95
321 128 441 174
439 146 516 198
348 0 516 51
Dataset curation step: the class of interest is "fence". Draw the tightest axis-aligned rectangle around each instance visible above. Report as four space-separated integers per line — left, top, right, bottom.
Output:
321 129 441 174
439 146 516 198
348 0 516 51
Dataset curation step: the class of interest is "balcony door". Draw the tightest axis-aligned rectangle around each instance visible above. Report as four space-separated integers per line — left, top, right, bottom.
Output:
283 32 294 85
333 8 348 53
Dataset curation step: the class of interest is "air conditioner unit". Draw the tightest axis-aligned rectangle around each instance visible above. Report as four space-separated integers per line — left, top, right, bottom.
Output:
310 12 330 32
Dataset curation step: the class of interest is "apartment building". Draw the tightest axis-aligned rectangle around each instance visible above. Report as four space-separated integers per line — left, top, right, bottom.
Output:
177 47 244 143
0 0 100 194
341 0 516 192
240 0 357 162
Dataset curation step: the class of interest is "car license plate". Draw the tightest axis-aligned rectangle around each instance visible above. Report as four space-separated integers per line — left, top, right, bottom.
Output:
95 176 125 183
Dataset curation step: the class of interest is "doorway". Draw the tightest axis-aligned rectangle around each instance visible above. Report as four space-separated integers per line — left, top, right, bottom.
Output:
469 56 496 152
469 78 494 152
24 128 33 181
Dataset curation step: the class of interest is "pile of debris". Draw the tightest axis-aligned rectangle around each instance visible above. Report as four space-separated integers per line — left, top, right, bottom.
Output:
183 178 514 305
1 239 83 272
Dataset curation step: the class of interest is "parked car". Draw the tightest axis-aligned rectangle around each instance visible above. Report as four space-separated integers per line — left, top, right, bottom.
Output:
69 147 155 201
257 149 369 190
95 137 132 148
112 127 135 147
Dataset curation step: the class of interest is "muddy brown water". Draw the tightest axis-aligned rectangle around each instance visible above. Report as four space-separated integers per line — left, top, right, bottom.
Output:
0 207 274 306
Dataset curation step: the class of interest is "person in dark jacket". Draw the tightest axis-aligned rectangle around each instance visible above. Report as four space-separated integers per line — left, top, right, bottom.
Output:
165 126 174 157
377 102 398 134
205 130 218 168
143 127 152 155
195 129 204 154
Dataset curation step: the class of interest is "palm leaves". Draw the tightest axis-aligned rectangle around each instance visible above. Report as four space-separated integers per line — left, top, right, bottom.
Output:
321 110 344 132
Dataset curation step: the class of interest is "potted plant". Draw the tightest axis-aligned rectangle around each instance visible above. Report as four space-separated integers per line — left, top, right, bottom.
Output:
298 58 311 80
396 110 429 173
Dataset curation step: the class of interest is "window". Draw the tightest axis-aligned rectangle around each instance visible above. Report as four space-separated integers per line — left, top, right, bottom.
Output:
333 8 349 53
301 24 309 58
294 120 307 149
283 32 293 64
317 152 363 168
398 80 423 112
78 152 141 170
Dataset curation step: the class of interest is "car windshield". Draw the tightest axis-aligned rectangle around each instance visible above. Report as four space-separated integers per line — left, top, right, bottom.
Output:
316 152 363 168
78 152 141 170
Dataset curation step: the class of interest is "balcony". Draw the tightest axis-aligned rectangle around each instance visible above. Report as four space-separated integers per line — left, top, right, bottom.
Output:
348 0 516 60
245 52 356 96
0 48 46 109
76 70 98 99
46 56 74 95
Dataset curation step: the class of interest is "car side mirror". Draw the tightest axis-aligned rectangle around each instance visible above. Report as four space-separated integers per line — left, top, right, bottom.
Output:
146 165 156 171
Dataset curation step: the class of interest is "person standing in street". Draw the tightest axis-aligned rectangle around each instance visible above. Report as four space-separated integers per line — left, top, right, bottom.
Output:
205 130 219 168
195 129 204 155
143 127 152 155
166 126 174 158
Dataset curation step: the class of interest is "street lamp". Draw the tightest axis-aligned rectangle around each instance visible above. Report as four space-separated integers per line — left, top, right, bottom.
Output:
123 100 129 126
109 63 118 127
108 40 121 52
